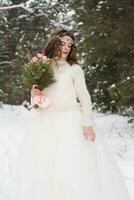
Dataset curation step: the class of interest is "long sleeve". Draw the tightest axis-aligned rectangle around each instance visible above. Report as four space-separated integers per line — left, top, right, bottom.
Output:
72 64 93 127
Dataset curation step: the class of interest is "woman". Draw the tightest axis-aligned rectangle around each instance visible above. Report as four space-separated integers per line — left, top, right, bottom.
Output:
16 27 130 200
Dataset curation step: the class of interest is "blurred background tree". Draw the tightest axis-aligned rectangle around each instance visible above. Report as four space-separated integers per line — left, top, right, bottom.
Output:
0 0 71 104
70 0 134 113
0 0 134 117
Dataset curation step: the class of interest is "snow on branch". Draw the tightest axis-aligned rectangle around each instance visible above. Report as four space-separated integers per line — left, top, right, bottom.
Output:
0 3 32 12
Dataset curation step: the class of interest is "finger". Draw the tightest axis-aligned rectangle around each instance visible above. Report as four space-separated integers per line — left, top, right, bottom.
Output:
34 92 41 96
34 89 40 92
33 90 41 94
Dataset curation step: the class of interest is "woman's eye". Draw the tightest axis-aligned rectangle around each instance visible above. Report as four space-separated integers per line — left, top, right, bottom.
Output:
61 42 65 46
68 44 72 48
61 41 72 48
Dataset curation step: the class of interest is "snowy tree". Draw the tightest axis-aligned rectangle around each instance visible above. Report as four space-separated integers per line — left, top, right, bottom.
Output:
67 0 134 113
0 0 72 104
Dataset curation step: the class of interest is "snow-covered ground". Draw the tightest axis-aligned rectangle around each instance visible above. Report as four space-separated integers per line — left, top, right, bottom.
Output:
0 105 134 200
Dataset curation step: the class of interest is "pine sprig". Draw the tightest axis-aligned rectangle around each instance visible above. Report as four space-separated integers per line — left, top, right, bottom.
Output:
22 54 56 90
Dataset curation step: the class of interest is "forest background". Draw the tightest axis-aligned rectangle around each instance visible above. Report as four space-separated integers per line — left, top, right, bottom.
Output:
0 0 134 116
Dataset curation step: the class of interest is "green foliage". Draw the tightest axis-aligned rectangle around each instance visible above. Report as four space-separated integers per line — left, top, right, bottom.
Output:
0 0 134 115
71 0 134 113
0 0 64 104
108 76 134 111
22 57 56 90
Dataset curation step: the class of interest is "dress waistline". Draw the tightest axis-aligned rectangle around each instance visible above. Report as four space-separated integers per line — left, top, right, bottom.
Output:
32 104 82 113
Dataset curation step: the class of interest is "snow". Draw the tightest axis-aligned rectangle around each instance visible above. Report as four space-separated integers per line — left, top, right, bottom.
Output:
0 105 134 200
0 3 32 12
94 111 134 199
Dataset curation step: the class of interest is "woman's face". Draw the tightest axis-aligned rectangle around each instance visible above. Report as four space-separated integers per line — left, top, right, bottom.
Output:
59 35 74 60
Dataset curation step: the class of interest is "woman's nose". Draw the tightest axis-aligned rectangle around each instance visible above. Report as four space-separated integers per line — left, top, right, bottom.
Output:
63 44 69 51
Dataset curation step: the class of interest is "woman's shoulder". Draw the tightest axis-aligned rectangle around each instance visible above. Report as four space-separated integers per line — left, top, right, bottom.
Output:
70 63 84 75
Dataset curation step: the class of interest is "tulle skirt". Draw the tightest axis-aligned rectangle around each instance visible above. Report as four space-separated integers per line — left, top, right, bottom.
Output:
15 108 130 200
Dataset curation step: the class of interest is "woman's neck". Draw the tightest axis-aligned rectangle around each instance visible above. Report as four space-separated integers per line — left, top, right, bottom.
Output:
51 57 67 68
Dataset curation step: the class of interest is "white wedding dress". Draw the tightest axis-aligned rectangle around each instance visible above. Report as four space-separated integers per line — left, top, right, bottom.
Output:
16 59 130 200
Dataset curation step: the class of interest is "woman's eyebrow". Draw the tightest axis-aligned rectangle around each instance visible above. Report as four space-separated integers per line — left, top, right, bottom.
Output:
61 41 73 45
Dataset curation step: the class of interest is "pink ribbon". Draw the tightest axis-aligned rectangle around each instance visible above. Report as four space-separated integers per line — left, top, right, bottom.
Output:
31 93 52 108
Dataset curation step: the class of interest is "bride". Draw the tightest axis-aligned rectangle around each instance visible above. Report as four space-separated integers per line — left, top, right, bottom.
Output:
16 27 130 200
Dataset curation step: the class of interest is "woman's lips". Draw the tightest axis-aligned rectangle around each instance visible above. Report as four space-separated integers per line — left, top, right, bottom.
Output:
62 51 68 54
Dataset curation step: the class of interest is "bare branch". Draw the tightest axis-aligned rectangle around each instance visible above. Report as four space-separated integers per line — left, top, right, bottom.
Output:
0 3 32 12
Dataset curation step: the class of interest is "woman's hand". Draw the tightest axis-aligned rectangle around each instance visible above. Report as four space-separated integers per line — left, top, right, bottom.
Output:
82 126 96 142
31 85 42 97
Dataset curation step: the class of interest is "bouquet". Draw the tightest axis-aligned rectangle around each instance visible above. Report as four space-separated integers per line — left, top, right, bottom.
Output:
23 53 56 109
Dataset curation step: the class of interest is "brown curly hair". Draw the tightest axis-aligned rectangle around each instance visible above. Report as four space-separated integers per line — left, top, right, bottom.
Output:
43 27 78 65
